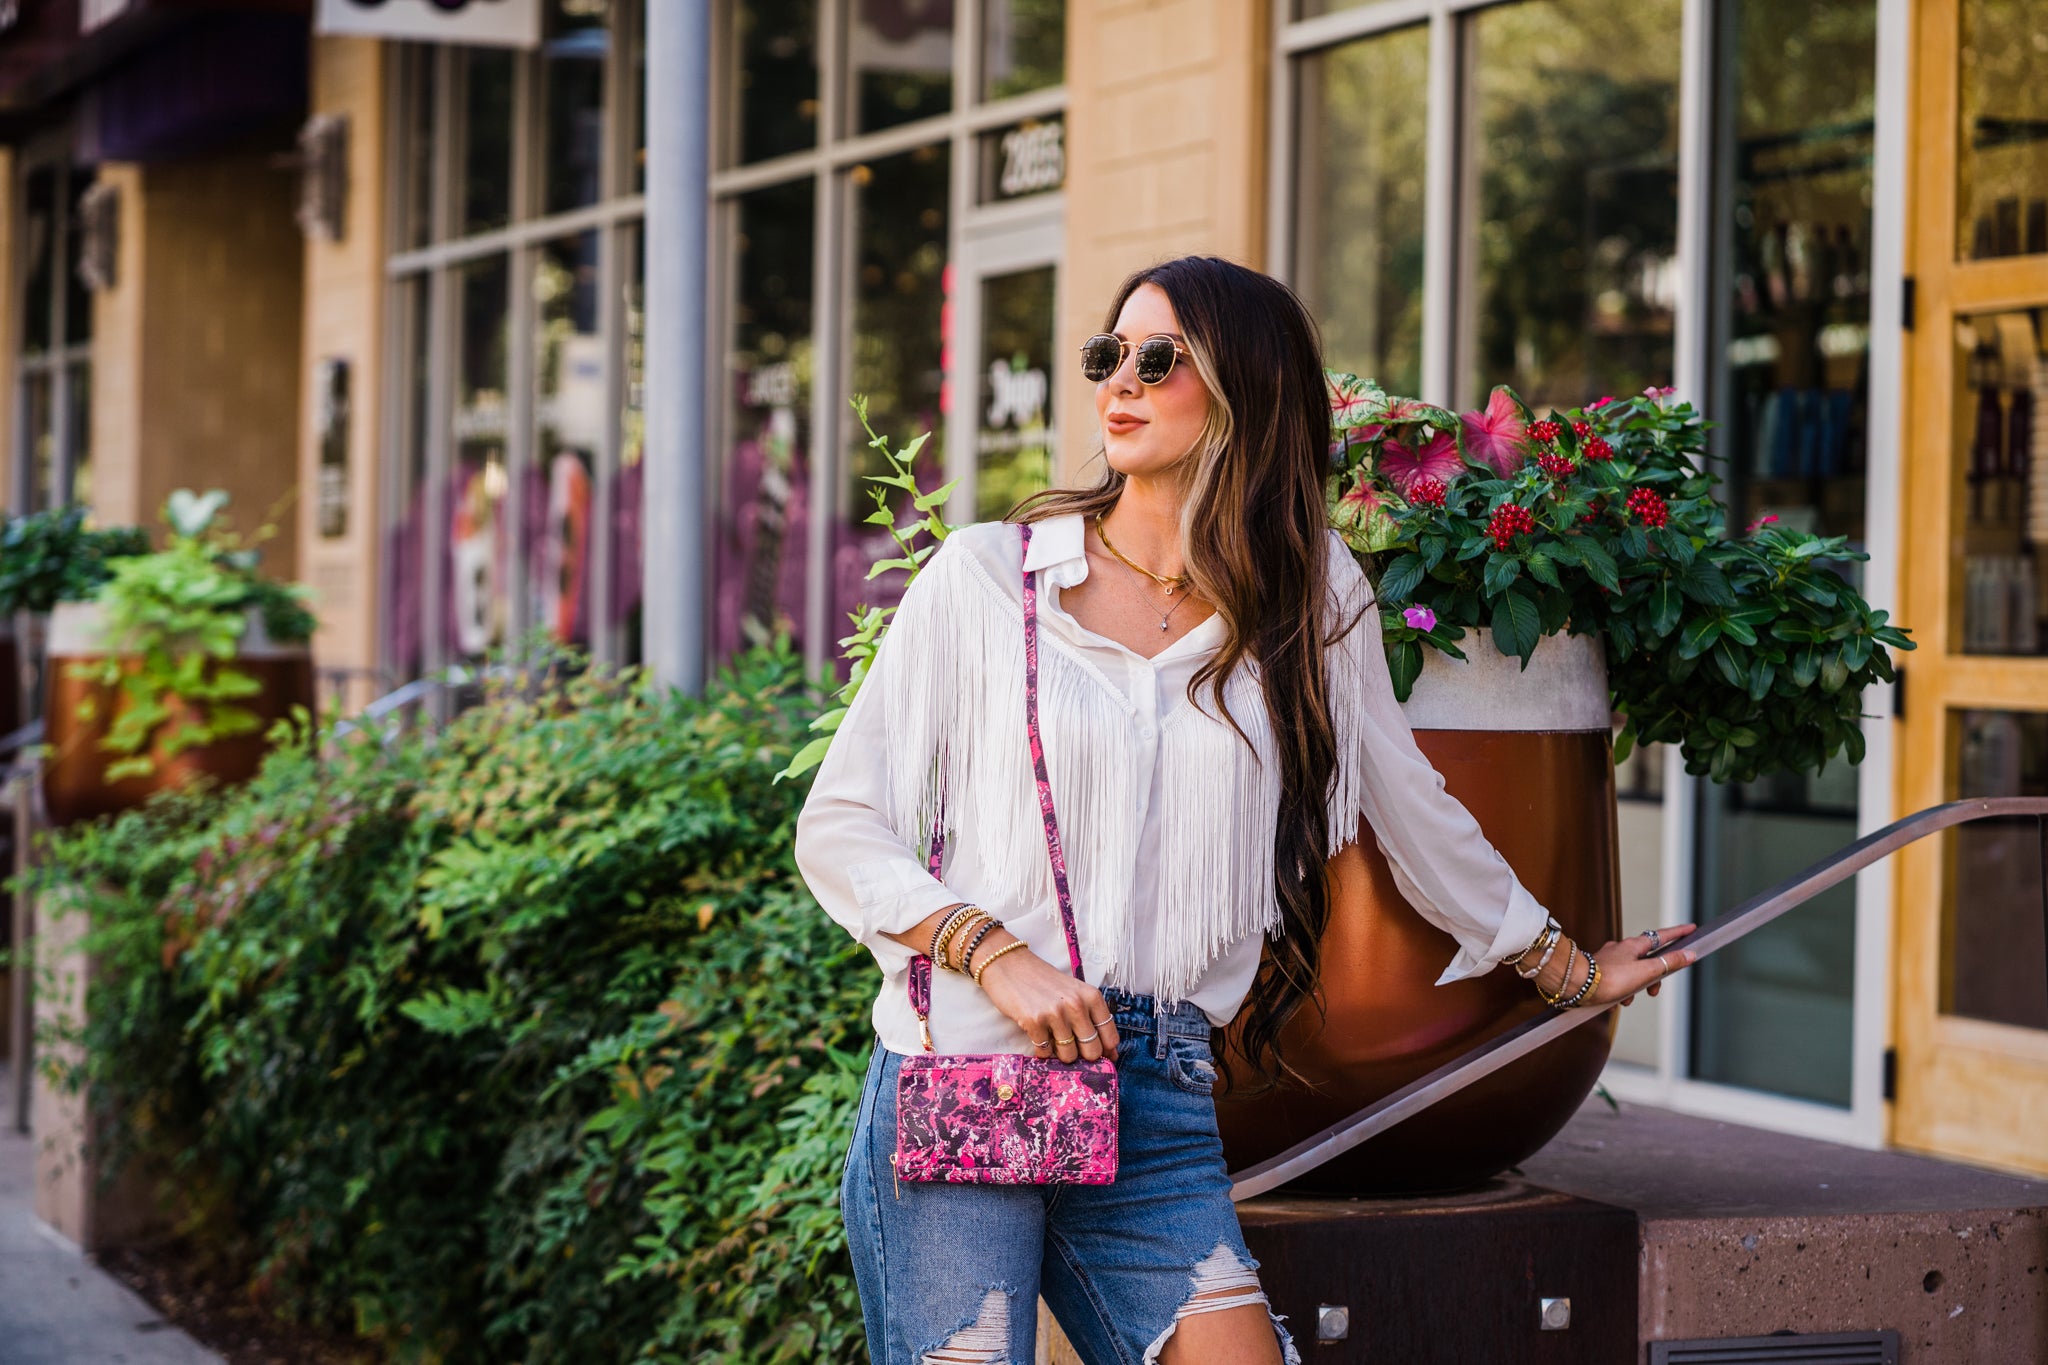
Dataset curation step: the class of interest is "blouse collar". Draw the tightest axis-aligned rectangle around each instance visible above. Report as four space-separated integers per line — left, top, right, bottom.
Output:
1020 511 1089 588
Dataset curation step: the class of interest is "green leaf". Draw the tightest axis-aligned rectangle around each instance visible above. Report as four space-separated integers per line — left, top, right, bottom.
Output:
1378 553 1427 603
1387 640 1423 702
1491 591 1541 664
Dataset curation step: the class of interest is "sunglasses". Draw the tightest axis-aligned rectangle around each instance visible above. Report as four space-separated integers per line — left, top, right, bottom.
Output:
1079 332 1190 385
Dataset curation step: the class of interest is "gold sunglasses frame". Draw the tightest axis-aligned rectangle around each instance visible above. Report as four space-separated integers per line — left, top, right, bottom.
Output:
1079 333 1191 385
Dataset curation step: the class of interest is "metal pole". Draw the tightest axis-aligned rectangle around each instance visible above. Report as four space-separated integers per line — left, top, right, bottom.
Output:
643 0 711 695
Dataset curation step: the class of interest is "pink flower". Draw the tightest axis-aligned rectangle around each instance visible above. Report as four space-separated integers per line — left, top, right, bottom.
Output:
1589 396 1616 409
1459 387 1529 476
1642 384 1677 402
1746 513 1779 533
1379 431 1462 497
1403 606 1437 632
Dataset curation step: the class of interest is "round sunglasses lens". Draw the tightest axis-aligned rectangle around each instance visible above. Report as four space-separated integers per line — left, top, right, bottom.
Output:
1080 336 1122 382
1135 338 1178 384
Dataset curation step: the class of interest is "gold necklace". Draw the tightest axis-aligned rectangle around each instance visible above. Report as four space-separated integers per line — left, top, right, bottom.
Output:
1093 514 1193 596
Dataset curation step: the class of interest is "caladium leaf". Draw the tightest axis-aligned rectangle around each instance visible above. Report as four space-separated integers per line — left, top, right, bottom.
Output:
1459 386 1531 476
1379 431 1462 497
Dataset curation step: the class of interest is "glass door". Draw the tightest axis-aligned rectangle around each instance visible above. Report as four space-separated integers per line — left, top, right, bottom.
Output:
948 214 1062 524
1895 0 2048 1177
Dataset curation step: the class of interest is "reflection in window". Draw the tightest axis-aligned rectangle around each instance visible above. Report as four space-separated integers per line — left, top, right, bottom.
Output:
977 265 1056 521
462 49 516 233
542 0 610 214
850 0 954 133
1954 307 2048 655
1688 0 1877 1114
1459 0 1681 409
1957 0 2048 261
717 181 814 663
22 167 54 359
1944 710 2048 1031
1294 23 1428 397
387 277 432 682
531 233 603 647
730 0 819 163
982 0 1064 101
835 144 950 662
451 257 511 661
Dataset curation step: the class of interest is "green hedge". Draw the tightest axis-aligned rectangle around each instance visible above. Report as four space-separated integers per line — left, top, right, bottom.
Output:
17 641 874 1363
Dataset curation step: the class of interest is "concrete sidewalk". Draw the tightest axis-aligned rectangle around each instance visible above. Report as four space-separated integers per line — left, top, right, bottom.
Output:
0 1066 221 1365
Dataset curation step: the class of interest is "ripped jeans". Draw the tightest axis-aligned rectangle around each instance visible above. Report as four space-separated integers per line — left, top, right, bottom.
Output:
840 985 1303 1365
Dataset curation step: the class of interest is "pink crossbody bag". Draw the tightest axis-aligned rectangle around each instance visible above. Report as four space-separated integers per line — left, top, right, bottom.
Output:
891 522 1120 1187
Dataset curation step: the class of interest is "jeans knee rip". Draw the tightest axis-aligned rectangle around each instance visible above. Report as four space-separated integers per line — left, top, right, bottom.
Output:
921 1286 1012 1365
1141 1243 1304 1365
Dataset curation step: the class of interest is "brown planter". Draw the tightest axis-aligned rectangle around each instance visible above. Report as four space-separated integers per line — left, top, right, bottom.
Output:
39 601 314 827
1215 628 1621 1196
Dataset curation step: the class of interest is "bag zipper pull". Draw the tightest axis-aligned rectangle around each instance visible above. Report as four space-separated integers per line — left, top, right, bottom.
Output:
890 1151 901 1201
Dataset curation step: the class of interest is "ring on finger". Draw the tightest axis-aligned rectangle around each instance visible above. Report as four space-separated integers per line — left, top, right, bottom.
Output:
1055 1036 1076 1047
1644 928 1662 954
1031 1038 1051 1049
1092 1017 1114 1028
1657 953 1670 978
1077 1030 1099 1044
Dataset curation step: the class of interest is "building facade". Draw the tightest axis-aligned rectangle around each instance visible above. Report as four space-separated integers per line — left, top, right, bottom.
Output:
2 0 2045 1178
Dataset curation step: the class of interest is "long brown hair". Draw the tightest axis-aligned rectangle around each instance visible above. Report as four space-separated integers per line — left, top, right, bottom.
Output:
1006 254 1362 1087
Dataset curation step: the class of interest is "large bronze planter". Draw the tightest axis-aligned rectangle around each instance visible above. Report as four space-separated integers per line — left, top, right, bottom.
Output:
40 601 314 827
1216 628 1620 1195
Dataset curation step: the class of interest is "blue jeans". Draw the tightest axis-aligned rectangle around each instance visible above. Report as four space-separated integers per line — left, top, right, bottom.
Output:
839 985 1303 1365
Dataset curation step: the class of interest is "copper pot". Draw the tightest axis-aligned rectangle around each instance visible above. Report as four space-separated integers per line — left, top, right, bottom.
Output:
40 601 314 827
1215 629 1620 1195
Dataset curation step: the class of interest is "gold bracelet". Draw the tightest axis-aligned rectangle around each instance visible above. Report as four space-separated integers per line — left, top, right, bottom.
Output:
971 938 1030 986
932 908 990 970
1536 941 1578 1006
928 904 980 961
1504 915 1560 965
957 918 1003 974
1513 924 1560 978
1557 955 1601 1009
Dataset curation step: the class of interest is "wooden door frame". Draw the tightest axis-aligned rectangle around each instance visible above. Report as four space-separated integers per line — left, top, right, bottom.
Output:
1894 0 2048 1176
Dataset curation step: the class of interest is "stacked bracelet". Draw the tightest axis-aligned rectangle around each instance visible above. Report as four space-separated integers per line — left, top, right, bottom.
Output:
958 918 1002 973
1513 923 1562 979
1558 956 1601 1008
930 905 988 969
1503 915 1560 967
1535 941 1578 1007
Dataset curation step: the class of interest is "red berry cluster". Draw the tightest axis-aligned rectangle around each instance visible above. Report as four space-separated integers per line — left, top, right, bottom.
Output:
1529 419 1566 444
1409 475 1448 507
1536 450 1576 479
1582 436 1614 461
1571 420 1592 439
1487 503 1536 549
1625 487 1668 528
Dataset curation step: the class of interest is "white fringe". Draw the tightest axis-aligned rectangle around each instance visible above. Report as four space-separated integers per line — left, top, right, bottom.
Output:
1322 538 1380 862
870 524 1386 1005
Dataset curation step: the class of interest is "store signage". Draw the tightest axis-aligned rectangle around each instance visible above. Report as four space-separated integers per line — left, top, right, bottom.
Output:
980 116 1065 204
315 0 542 50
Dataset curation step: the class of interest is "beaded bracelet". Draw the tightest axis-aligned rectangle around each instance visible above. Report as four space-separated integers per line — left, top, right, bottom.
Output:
1513 924 1561 979
1558 955 1601 1009
1535 941 1578 1007
956 918 1002 974
970 938 1029 986
1521 928 1565 982
1503 915 1560 966
931 906 988 969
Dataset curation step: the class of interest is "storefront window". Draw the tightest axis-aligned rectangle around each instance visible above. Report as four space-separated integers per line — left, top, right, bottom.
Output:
833 144 951 648
1457 0 1682 409
976 265 1056 521
717 181 814 661
1293 23 1428 397
403 47 438 249
542 0 610 214
616 223 646 665
531 233 603 647
1952 305 2048 655
1944 709 2048 1030
451 256 511 661
1687 0 1878 1113
387 277 431 683
13 161 92 514
981 0 1064 102
730 0 819 164
1956 0 2048 261
850 0 954 134
462 48 516 233
21 167 53 360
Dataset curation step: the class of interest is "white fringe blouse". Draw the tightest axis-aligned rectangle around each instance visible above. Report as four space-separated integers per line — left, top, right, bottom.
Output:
792 511 1551 1057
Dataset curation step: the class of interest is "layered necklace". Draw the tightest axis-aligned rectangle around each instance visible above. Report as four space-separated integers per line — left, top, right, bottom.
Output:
1093 513 1197 633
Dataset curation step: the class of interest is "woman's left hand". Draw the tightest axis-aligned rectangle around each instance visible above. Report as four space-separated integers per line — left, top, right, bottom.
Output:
1554 924 1699 1009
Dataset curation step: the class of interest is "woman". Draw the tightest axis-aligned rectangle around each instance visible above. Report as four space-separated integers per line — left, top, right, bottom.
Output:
794 255 1696 1365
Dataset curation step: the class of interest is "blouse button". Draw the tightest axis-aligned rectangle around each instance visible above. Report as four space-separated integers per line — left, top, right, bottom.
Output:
1138 724 1156 740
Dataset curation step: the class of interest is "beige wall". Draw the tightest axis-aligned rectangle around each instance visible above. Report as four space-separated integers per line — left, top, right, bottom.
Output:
298 36 387 709
89 154 304 570
1055 0 1271 483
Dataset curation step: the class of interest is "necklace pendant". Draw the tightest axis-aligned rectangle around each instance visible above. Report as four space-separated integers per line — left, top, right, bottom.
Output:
1160 621 1169 631
1164 585 1174 596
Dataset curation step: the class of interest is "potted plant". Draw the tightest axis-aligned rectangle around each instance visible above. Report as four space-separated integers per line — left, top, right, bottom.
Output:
0 507 149 738
1213 377 1914 1193
42 490 316 826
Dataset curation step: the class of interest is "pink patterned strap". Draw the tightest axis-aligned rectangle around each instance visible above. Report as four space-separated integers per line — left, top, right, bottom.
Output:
905 522 1085 1047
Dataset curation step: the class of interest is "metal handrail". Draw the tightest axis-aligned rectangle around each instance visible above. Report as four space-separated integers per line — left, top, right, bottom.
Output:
1228 796 2048 1201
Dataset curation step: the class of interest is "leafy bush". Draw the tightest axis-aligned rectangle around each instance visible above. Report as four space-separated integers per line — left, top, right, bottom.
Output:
0 504 148 616
21 638 874 1363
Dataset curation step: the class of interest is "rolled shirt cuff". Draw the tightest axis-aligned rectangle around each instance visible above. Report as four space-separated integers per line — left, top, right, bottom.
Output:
847 857 973 971
1432 880 1554 987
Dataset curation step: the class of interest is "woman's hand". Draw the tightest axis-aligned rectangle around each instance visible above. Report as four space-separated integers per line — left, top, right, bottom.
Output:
1536 924 1699 1009
974 933 1120 1063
